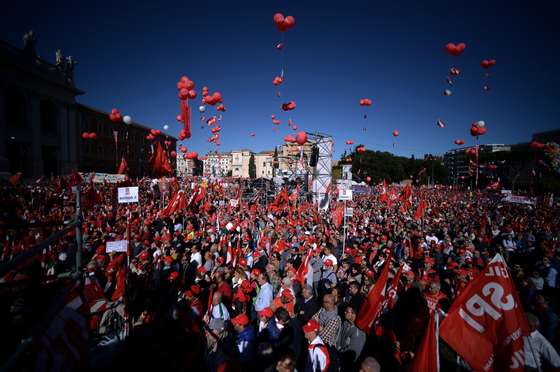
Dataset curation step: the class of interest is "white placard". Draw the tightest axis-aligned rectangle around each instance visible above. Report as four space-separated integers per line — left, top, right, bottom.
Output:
338 189 353 201
230 199 239 207
106 240 129 253
118 187 139 203
345 207 354 217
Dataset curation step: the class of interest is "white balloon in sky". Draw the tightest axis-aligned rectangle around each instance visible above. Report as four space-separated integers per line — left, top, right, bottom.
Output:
199 105 206 113
123 115 132 125
163 124 169 130
476 120 485 128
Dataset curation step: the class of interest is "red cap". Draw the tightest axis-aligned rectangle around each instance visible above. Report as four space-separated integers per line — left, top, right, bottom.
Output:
198 266 207 274
190 284 201 295
139 251 150 261
168 271 179 281
232 313 250 327
281 289 294 299
258 307 273 318
251 268 261 277
303 319 320 333
217 257 225 265
239 258 247 267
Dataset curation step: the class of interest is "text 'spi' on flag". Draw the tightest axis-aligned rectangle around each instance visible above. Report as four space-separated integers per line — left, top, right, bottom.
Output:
440 254 529 372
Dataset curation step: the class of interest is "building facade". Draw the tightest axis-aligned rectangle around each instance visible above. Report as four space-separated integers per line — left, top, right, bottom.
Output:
255 151 274 179
231 149 252 178
177 156 196 177
0 33 174 178
202 151 232 177
444 144 511 183
277 142 314 177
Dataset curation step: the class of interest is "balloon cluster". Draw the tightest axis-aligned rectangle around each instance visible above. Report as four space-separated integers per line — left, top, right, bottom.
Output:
82 132 97 139
176 76 197 140
454 139 465 145
272 76 284 86
109 108 122 123
470 121 487 137
359 98 373 106
202 91 223 106
273 13 296 32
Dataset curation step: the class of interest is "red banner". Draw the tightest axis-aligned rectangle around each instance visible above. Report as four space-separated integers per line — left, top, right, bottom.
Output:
440 254 529 371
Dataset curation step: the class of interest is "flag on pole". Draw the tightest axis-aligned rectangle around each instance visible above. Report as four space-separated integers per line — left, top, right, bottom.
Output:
408 311 440 372
356 254 392 333
440 254 529 371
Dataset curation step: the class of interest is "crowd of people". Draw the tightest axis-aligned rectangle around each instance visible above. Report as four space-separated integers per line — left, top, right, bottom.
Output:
1 174 560 371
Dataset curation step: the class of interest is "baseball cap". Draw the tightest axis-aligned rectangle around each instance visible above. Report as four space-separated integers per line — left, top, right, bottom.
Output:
303 319 320 333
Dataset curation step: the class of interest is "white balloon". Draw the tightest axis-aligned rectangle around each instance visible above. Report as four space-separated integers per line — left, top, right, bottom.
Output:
163 124 169 130
477 120 485 128
444 89 452 96
123 115 132 125
199 105 206 113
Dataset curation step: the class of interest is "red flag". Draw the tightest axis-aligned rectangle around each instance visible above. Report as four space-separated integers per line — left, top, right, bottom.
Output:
379 179 388 203
356 255 392 333
149 141 173 177
160 190 187 218
9 172 22 186
117 157 128 175
440 254 530 372
414 200 427 221
408 312 440 372
385 264 404 310
331 204 344 228
296 246 314 286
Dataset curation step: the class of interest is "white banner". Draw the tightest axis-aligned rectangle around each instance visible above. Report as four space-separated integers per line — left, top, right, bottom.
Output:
502 194 536 206
338 189 353 201
80 172 126 184
106 240 128 253
118 186 139 203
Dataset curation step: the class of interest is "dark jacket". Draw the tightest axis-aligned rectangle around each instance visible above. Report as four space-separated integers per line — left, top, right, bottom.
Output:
296 295 319 324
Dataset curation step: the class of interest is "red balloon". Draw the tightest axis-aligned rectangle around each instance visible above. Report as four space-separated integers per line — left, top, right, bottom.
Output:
179 88 189 100
357 146 366 153
466 147 478 157
176 114 183 122
81 132 89 139
180 145 188 153
284 135 295 143
276 43 284 50
346 140 353 145
295 131 307 145
150 129 158 136
444 42 466 56
359 98 372 106
366 176 371 182
281 101 296 111
392 130 400 137
216 104 226 112
178 129 187 141
170 151 177 158
272 76 284 86
89 133 97 139
454 139 465 145
187 151 198 160
211 126 222 134
272 118 281 125
188 90 197 99
273 13 284 24
480 59 496 69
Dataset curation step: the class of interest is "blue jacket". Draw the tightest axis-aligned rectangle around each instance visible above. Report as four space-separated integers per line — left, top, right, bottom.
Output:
236 326 256 363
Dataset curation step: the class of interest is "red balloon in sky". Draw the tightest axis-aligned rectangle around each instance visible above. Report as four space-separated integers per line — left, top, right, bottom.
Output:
444 42 466 56
480 59 496 69
392 130 400 137
295 131 307 145
346 140 354 145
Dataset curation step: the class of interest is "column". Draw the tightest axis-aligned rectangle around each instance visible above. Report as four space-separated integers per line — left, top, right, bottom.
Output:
0 88 8 173
30 96 43 178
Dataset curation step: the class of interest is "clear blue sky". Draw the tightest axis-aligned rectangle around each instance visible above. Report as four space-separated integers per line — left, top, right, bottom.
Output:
2 0 559 159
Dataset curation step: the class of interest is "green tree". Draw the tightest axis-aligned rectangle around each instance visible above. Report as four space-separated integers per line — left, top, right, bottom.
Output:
249 154 256 179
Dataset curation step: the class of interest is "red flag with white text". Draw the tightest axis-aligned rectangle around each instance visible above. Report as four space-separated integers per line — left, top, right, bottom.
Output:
440 254 529 372
356 255 392 333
